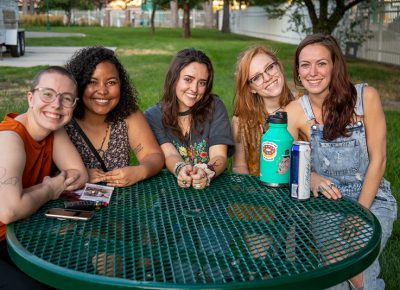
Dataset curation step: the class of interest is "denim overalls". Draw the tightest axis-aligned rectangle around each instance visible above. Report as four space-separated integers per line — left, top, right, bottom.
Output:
300 83 397 290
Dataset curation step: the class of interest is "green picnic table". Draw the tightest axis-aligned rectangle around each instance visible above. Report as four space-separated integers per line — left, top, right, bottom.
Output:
7 170 381 289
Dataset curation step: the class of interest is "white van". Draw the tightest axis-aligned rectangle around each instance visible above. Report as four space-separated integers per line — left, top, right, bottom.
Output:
0 0 25 57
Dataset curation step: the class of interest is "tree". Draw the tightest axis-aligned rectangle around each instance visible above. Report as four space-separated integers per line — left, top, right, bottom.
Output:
170 0 179 27
254 0 369 35
203 0 213 28
176 0 203 38
141 0 170 34
181 0 191 37
37 0 95 25
221 0 230 33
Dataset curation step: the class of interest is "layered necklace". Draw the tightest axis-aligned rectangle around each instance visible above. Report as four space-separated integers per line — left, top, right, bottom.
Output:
97 123 110 158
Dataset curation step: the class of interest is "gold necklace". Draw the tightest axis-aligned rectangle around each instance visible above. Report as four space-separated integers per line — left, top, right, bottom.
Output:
97 123 110 158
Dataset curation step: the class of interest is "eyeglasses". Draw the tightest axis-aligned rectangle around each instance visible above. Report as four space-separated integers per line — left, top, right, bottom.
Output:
248 61 279 86
32 87 78 108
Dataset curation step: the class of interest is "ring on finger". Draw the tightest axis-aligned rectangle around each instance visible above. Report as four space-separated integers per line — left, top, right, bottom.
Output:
318 185 325 193
328 183 335 189
195 184 201 189
182 180 186 185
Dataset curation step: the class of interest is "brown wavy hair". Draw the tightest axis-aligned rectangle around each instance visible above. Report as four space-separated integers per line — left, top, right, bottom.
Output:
293 33 357 141
161 48 214 140
233 45 294 175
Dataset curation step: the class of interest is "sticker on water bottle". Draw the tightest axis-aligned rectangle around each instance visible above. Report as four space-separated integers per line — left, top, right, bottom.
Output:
278 153 290 175
262 141 277 161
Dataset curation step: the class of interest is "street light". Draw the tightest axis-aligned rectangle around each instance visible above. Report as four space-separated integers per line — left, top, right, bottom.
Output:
46 0 51 31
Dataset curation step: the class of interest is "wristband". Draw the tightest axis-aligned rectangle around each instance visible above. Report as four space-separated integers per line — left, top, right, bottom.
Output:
194 163 216 186
174 161 186 177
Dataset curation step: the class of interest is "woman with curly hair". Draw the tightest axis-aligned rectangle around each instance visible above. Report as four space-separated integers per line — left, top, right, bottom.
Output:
144 48 234 189
65 46 164 187
286 33 397 290
232 45 294 175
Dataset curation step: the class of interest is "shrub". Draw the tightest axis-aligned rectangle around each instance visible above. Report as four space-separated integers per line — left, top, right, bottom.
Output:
20 14 64 27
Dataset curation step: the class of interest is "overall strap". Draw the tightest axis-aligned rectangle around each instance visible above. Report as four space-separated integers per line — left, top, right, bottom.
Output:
300 95 316 121
71 119 108 172
354 83 366 116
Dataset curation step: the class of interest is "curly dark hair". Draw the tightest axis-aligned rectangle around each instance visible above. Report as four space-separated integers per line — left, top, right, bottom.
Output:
293 33 357 141
161 48 215 140
65 46 138 122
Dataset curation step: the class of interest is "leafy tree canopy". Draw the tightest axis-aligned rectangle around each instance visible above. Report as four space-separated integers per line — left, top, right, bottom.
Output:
252 0 369 34
36 0 96 13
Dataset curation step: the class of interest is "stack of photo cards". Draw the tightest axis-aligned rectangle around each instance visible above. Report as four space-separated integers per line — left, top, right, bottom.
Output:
60 183 114 206
80 183 114 205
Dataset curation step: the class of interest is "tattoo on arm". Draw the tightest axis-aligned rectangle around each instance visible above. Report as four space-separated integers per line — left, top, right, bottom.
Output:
0 167 19 186
133 143 143 155
208 161 222 172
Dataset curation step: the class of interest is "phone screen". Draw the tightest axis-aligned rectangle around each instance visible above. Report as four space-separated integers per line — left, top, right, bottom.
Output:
45 208 94 221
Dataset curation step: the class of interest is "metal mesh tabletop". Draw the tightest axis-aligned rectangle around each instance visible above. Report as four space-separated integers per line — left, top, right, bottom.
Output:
7 171 381 290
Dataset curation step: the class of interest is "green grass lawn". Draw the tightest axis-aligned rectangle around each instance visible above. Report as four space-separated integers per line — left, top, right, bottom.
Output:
1 26 399 288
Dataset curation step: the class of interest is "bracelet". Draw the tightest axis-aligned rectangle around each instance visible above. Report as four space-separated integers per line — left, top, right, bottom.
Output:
174 161 186 177
194 163 216 186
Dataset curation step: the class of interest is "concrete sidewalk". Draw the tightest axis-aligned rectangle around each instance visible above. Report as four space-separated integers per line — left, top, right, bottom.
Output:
0 31 91 67
1 46 85 67
0 46 116 67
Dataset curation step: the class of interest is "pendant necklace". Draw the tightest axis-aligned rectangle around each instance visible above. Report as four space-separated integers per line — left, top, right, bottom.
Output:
180 116 192 147
268 106 282 115
97 123 110 158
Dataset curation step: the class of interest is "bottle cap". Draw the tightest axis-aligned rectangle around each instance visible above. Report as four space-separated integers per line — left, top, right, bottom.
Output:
268 111 288 124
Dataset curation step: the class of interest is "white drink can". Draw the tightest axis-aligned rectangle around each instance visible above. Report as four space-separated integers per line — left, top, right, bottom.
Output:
289 141 311 200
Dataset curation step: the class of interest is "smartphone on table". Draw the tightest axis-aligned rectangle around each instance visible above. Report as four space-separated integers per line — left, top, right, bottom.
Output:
45 208 94 221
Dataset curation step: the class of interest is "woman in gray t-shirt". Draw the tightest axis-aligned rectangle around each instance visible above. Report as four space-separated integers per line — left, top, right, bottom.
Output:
145 48 234 190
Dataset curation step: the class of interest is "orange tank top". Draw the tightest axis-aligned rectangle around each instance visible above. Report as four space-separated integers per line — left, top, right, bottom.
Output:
0 113 54 241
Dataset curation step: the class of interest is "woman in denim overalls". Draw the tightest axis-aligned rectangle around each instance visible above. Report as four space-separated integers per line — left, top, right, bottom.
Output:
286 33 397 290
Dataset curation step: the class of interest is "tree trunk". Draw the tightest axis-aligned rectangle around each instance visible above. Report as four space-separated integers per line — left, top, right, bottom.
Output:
104 9 110 27
150 3 156 34
221 0 230 33
66 11 71 26
124 9 131 27
182 0 191 38
22 0 28 15
170 0 179 28
204 0 213 29
29 0 35 15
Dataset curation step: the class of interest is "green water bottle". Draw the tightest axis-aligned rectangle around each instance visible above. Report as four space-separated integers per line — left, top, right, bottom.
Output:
260 111 294 187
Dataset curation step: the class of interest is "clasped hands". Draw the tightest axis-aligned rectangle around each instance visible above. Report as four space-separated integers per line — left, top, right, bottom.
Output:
89 167 136 187
176 164 209 190
45 169 85 200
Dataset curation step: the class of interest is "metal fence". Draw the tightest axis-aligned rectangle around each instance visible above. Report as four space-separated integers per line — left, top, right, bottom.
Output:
49 0 400 66
228 1 400 66
50 8 213 29
357 0 400 65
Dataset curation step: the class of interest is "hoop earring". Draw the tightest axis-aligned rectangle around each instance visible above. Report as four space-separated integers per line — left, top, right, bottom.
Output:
297 75 301 82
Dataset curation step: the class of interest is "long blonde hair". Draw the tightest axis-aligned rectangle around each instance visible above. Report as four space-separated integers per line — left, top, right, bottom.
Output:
233 45 293 175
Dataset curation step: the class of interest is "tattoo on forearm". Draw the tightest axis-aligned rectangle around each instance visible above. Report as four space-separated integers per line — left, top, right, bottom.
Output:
133 143 143 155
0 167 19 186
207 161 219 171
